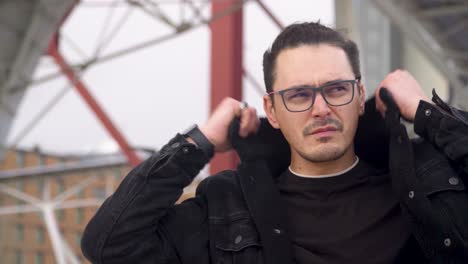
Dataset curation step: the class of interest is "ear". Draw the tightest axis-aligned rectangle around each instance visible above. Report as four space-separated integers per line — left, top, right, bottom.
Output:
263 95 280 129
358 83 366 115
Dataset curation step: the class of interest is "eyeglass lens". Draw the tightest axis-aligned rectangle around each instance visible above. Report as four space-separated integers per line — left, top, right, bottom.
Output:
282 81 355 112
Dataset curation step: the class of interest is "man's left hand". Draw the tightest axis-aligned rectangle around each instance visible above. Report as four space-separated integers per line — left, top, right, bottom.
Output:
375 69 431 121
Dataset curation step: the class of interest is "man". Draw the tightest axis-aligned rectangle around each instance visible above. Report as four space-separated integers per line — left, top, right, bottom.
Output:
81 22 468 263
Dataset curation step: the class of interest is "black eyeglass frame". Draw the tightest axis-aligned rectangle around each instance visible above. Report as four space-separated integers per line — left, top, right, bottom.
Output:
267 78 361 112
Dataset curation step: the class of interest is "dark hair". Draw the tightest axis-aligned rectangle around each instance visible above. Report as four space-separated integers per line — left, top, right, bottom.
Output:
263 21 361 93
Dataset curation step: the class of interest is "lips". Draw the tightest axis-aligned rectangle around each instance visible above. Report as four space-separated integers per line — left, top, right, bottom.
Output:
302 118 343 137
311 126 338 135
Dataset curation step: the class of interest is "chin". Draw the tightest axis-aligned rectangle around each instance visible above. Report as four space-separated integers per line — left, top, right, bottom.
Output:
301 144 346 163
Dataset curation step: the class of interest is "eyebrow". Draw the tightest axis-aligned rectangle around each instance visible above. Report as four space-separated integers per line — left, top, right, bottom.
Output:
286 78 348 90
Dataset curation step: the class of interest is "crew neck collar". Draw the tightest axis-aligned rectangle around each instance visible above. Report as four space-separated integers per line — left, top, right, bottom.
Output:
288 156 360 179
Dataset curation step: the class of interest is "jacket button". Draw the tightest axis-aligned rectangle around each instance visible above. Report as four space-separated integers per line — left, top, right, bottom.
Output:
182 147 189 154
273 228 282 234
425 109 432 117
444 238 451 247
448 177 459 185
234 235 242 244
408 191 414 199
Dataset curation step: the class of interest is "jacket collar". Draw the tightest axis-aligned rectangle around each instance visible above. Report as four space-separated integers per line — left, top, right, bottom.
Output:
228 96 390 176
226 97 390 263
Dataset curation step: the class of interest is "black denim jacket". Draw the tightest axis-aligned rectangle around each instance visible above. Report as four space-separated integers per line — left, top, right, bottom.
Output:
82 94 468 264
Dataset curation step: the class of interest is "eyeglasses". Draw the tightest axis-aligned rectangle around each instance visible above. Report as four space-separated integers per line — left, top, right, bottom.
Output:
267 78 360 112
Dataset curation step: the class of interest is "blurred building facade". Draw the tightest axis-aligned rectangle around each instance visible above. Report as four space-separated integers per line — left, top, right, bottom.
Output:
0 148 199 264
0 148 128 263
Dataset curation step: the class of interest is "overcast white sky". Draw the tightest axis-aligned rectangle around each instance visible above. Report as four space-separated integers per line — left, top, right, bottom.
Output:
7 0 334 155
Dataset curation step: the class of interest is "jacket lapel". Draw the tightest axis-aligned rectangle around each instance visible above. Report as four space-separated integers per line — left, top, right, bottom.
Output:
229 118 292 263
237 161 293 264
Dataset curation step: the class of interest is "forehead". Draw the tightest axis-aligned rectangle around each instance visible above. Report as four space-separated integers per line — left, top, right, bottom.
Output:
273 44 354 91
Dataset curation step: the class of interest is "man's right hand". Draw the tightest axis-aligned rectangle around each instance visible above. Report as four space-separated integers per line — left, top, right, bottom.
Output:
199 98 260 153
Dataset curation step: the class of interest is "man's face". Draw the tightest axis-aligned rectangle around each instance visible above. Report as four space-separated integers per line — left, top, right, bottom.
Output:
264 44 365 164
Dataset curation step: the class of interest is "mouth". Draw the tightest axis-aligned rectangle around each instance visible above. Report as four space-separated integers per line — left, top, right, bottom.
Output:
310 126 338 137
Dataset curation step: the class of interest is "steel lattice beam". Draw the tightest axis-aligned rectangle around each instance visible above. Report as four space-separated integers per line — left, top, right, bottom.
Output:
47 35 142 167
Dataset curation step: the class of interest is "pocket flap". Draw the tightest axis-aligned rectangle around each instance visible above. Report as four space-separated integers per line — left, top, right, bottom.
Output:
213 216 261 252
416 157 466 196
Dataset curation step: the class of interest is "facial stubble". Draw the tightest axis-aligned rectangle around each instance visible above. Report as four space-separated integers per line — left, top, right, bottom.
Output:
299 117 349 163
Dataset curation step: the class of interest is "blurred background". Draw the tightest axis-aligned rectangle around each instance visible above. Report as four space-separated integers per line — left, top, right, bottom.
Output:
0 0 467 263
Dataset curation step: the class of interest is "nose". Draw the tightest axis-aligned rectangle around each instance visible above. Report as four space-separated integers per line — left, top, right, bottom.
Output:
311 93 331 117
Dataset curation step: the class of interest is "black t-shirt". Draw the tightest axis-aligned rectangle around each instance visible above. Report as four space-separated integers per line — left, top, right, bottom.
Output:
277 159 427 264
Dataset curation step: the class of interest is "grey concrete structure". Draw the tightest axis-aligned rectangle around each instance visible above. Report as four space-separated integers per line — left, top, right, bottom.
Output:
0 0 75 160
336 0 468 109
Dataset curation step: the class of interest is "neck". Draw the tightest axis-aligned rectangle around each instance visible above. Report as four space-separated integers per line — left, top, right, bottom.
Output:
289 147 357 176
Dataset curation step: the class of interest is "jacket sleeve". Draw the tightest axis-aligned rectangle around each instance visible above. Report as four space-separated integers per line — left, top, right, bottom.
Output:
414 99 468 177
81 134 210 263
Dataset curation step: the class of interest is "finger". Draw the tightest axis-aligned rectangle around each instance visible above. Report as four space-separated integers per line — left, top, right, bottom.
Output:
239 107 251 137
252 117 261 134
253 109 261 133
375 93 384 110
377 99 386 118
374 89 386 117
236 101 248 117
240 108 260 138
244 108 259 136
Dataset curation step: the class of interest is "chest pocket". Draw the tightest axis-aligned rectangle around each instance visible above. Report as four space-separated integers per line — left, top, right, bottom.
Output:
210 213 263 264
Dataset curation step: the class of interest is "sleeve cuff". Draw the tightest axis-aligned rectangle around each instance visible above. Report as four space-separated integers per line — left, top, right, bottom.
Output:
156 134 210 179
414 100 443 139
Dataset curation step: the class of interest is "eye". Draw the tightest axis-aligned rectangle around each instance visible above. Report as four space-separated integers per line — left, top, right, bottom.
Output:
329 85 346 92
285 88 313 101
324 83 350 96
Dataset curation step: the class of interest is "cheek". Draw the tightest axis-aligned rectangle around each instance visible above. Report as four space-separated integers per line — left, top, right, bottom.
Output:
276 112 308 141
339 109 360 139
